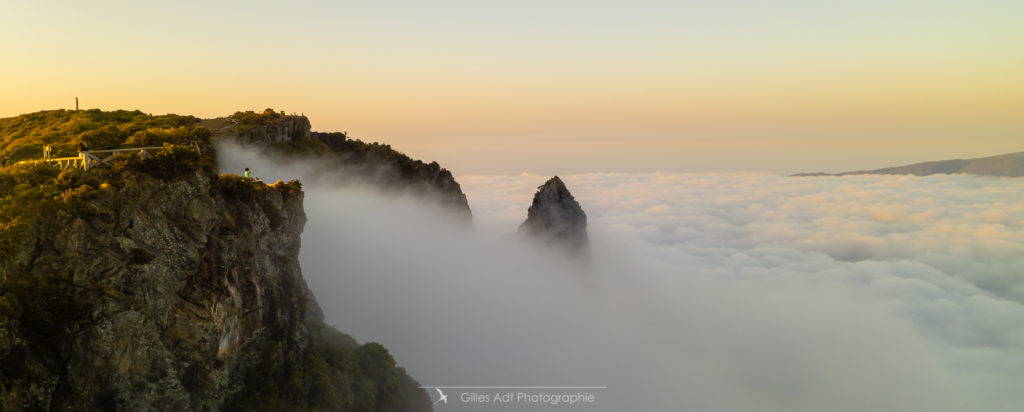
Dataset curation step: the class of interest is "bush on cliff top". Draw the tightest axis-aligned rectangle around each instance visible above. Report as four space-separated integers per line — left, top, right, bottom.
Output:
216 174 303 202
229 108 287 126
110 144 212 180
0 109 206 163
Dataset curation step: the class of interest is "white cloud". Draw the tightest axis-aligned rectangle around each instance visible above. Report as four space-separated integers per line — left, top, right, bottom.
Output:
462 172 1024 410
219 146 1024 411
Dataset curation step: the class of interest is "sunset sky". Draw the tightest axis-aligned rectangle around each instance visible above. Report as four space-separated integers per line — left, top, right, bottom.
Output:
2 0 1021 175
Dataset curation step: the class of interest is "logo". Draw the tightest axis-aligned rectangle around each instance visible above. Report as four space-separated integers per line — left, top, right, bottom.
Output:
421 386 604 407
433 388 448 405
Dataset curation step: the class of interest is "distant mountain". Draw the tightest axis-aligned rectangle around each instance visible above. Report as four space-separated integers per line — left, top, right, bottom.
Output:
793 151 1024 177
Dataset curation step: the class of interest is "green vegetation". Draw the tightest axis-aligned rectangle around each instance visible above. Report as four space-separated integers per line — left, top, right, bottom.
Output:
0 109 204 163
269 135 331 155
0 164 85 260
0 269 93 407
224 322 428 412
0 111 239 408
0 110 217 261
0 108 429 411
314 132 419 167
306 132 456 188
0 146 211 260
217 174 302 201
226 108 331 155
221 108 443 179
110 143 212 179
0 270 90 350
229 108 288 126
217 175 303 229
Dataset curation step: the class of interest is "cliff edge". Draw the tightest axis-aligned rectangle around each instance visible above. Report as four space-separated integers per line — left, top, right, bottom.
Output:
0 109 431 411
209 109 472 221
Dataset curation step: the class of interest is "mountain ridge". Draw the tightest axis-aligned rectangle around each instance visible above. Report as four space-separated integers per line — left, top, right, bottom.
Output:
793 151 1024 178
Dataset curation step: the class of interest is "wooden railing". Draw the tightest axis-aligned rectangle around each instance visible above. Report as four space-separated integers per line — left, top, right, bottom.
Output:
17 146 172 171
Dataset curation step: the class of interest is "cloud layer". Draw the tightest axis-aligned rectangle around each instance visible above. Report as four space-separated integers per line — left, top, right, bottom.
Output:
463 172 1024 410
220 146 1024 411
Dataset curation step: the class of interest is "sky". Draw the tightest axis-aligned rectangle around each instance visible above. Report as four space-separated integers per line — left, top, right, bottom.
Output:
2 0 1023 174
219 143 1024 411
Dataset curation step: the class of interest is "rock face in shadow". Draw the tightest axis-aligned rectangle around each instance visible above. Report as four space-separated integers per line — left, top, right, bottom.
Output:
518 176 589 253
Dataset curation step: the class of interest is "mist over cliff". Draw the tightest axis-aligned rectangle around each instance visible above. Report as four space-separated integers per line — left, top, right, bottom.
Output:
223 146 1024 411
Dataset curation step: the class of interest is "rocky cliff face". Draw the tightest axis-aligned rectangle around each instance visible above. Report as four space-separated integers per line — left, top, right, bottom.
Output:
0 112 432 411
226 115 312 147
0 166 311 410
518 176 589 253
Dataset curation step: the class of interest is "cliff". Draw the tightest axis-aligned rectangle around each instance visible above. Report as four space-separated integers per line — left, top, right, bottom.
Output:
518 176 589 253
209 109 472 220
793 151 1024 178
0 110 431 411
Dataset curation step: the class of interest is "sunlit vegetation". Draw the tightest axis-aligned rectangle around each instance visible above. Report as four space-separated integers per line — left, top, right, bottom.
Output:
0 109 426 410
228 108 288 126
217 174 302 202
110 143 213 179
0 109 204 163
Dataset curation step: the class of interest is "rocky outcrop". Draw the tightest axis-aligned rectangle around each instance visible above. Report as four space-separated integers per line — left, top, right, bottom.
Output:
0 167 310 410
214 113 472 221
227 115 311 147
518 176 589 253
0 158 430 411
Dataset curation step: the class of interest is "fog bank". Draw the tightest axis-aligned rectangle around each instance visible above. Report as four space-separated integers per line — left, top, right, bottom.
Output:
221 146 1024 411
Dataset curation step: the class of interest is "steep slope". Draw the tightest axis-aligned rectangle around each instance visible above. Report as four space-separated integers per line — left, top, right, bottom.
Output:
518 176 589 253
0 110 431 411
793 151 1024 177
209 109 472 221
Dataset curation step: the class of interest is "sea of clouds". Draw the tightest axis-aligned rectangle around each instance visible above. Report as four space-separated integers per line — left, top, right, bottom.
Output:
460 173 1024 411
220 145 1024 411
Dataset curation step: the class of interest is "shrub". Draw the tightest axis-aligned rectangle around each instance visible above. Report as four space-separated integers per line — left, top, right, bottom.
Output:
221 321 421 411
0 270 90 350
217 174 258 202
111 144 209 180
229 109 286 126
0 109 202 163
270 180 303 199
59 184 100 215
0 217 26 262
